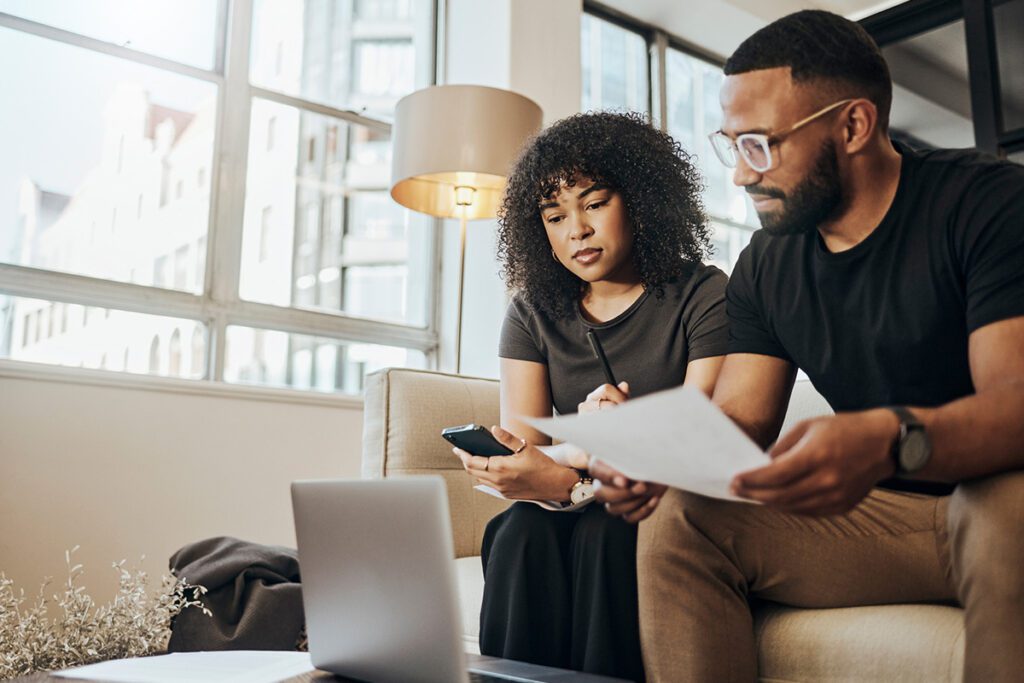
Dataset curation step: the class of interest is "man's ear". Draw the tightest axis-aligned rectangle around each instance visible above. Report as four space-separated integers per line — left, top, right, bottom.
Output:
842 99 878 155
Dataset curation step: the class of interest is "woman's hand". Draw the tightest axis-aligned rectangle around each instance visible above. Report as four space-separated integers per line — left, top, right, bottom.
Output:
578 381 630 414
454 425 580 501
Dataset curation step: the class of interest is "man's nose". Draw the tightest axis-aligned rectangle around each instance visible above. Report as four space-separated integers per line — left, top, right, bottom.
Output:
732 155 762 188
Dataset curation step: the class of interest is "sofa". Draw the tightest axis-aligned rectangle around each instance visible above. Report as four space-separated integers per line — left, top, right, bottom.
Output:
362 367 966 682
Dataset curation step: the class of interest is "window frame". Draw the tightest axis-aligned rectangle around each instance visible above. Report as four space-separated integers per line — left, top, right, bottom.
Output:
0 0 442 388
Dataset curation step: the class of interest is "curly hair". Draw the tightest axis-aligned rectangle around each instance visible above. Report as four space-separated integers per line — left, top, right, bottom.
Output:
496 111 711 319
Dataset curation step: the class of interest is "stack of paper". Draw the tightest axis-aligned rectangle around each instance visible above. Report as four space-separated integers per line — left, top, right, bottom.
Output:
53 650 315 683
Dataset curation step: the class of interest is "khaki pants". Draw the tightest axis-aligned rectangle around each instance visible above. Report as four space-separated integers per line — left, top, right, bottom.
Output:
637 471 1024 682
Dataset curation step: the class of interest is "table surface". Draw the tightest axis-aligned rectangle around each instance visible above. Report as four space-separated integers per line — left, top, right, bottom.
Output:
12 671 347 682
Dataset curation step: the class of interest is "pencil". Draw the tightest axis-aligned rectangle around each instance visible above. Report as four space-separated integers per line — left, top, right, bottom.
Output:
586 329 618 387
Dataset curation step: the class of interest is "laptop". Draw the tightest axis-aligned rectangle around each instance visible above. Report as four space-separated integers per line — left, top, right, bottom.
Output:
291 477 629 683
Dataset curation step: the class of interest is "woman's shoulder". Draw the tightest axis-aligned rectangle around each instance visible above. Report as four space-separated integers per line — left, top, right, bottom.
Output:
661 261 728 300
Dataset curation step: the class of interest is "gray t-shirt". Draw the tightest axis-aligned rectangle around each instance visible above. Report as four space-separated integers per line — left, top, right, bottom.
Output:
499 263 729 416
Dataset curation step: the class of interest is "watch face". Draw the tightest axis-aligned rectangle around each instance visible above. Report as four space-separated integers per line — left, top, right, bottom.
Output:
900 430 931 473
571 482 595 505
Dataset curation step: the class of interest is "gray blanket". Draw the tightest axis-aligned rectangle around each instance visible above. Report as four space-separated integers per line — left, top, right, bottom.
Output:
168 536 305 652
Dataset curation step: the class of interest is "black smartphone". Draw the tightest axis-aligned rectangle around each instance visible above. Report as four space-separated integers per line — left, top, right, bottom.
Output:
441 424 514 456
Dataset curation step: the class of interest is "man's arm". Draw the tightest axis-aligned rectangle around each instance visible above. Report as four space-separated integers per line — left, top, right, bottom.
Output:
733 317 1024 514
909 315 1024 482
712 353 798 449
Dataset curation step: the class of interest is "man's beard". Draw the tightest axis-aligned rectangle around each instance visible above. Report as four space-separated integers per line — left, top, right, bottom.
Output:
752 141 843 236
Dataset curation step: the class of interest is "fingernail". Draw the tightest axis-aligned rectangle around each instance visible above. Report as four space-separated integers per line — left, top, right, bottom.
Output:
592 480 603 492
614 476 627 487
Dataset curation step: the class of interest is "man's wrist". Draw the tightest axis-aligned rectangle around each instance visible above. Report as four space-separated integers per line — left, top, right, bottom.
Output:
873 408 901 478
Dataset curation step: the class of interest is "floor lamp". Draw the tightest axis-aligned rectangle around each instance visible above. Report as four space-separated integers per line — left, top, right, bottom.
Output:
390 85 542 373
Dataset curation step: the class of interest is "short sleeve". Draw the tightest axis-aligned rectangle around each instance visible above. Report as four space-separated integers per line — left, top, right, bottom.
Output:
725 240 792 361
681 265 729 361
498 298 546 363
956 164 1024 333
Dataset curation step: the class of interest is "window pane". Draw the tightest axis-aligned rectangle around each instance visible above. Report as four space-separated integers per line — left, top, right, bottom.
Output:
581 13 649 114
666 47 758 241
223 325 426 394
0 292 207 378
0 27 216 293
250 0 432 117
239 98 432 326
707 221 755 274
0 0 219 70
994 0 1024 132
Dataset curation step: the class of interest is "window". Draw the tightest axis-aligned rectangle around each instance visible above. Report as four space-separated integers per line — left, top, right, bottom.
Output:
581 6 756 272
0 0 438 395
581 12 649 115
665 47 758 272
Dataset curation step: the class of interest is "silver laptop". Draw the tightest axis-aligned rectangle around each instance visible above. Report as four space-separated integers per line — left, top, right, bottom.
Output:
291 477 629 683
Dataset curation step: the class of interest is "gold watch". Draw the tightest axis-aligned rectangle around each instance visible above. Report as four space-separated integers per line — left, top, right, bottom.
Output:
569 468 595 505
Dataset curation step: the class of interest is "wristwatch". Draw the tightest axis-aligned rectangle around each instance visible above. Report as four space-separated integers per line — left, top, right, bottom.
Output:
887 406 931 475
569 468 595 505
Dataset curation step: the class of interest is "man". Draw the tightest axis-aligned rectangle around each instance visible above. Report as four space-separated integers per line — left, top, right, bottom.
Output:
592 10 1024 682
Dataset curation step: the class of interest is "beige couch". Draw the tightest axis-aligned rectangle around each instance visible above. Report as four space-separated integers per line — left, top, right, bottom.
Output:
362 368 966 682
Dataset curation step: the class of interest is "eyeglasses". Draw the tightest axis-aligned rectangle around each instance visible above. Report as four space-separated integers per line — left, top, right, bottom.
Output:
708 99 853 173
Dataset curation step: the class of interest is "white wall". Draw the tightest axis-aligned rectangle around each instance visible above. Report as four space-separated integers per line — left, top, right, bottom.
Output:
0 362 363 603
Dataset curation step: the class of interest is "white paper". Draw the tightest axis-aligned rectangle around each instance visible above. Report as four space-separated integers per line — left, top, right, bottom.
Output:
53 650 314 683
473 484 594 512
526 385 770 502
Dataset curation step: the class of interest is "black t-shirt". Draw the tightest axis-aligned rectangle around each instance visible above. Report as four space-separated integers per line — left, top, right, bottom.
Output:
500 263 729 416
727 144 1024 494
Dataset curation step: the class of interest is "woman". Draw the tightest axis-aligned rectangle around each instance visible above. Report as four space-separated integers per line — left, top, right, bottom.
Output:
453 112 728 681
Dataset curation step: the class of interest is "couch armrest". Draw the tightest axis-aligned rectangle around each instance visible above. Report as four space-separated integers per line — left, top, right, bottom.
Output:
362 367 512 558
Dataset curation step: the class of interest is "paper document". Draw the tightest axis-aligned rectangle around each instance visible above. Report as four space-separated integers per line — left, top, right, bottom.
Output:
526 385 770 502
52 650 314 683
473 484 594 512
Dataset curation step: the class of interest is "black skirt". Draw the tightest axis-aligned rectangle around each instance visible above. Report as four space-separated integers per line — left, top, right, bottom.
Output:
479 502 645 682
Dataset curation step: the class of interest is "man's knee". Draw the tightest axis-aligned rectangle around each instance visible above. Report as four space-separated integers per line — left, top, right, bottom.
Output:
949 470 1024 594
637 489 732 574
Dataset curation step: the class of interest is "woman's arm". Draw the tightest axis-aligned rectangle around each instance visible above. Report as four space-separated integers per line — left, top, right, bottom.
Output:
683 355 726 397
499 357 554 446
451 357 578 501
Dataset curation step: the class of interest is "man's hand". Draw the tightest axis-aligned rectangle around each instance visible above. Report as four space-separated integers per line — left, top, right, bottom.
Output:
454 426 579 501
590 458 667 524
578 381 630 414
731 409 899 516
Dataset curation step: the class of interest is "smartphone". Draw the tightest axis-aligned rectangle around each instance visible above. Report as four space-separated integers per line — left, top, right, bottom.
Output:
441 424 514 456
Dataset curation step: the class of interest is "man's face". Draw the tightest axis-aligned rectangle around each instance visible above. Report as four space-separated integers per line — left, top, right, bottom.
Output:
719 67 844 235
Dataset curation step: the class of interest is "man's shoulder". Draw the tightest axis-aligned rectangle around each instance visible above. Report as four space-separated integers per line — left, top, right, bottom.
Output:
907 145 1024 190
735 228 807 277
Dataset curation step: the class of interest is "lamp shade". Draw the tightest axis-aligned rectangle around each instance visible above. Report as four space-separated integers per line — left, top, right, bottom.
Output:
390 85 543 220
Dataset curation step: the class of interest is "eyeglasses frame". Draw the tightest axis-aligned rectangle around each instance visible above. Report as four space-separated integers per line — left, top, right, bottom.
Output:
708 98 855 173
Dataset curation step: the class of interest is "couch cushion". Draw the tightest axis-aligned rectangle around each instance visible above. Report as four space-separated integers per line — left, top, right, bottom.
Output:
363 368 510 558
456 556 484 654
455 556 965 681
755 603 964 682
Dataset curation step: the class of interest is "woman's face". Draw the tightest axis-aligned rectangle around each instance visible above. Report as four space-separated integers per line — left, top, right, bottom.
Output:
539 177 636 284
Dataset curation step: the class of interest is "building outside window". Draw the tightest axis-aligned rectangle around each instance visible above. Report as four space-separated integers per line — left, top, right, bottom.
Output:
0 0 438 394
